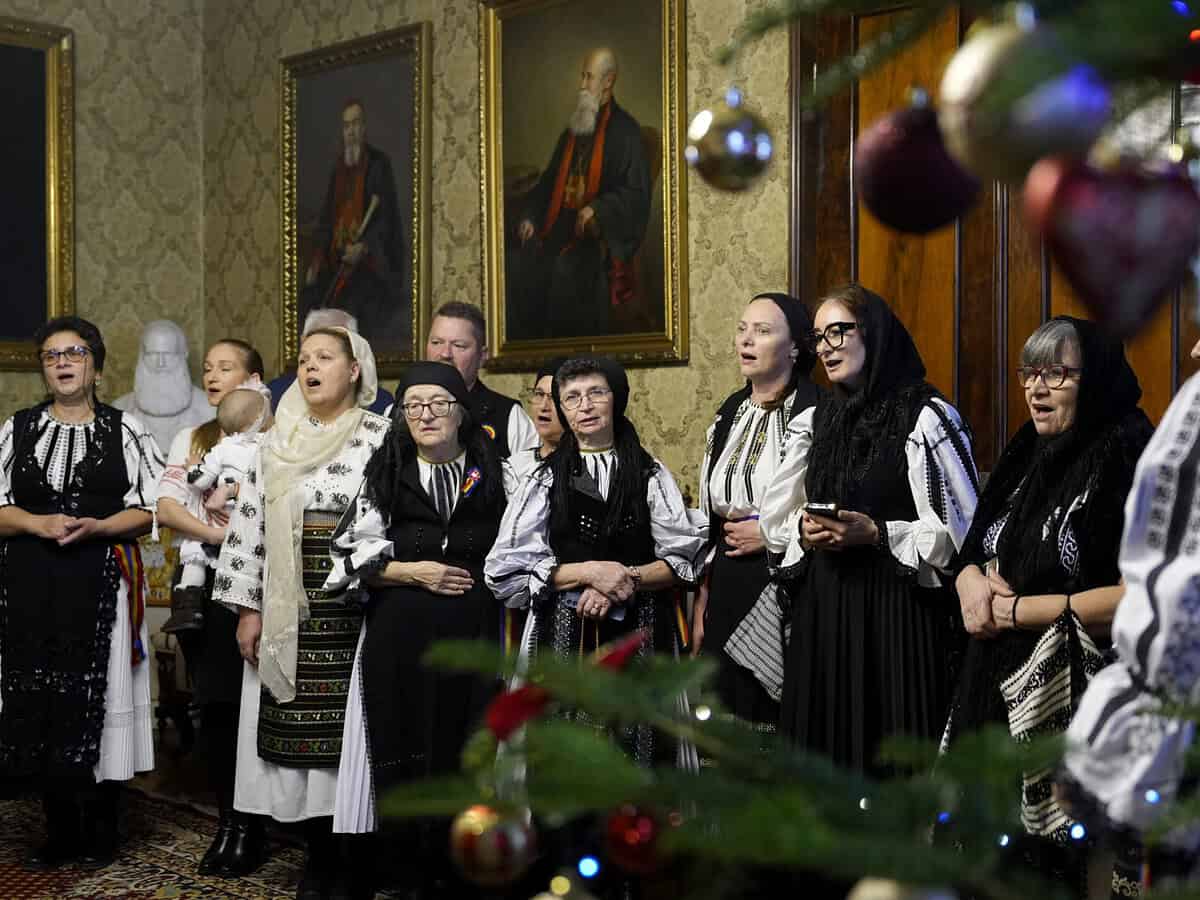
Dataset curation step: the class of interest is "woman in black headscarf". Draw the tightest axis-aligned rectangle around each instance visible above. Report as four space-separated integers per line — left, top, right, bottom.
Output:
484 355 705 761
693 292 821 730
943 316 1153 894
760 283 979 772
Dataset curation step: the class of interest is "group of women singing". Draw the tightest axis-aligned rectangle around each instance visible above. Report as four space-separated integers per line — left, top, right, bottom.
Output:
0 278 1173 899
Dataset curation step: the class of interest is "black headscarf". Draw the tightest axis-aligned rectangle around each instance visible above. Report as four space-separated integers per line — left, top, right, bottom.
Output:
395 361 470 407
804 286 939 511
545 356 654 536
752 291 818 380
363 362 504 514
956 316 1153 596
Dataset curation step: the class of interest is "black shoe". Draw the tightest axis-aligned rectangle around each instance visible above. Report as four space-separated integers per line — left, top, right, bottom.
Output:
296 857 326 900
23 838 78 871
220 813 266 877
198 808 236 875
163 585 207 633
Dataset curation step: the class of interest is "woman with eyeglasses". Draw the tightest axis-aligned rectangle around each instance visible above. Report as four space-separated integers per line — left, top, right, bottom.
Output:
513 357 568 482
0 316 163 870
325 361 511 896
211 327 389 899
485 356 705 761
941 317 1151 893
760 284 978 775
692 293 821 733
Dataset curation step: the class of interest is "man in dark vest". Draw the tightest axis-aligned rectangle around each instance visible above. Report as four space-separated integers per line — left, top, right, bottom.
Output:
511 47 652 339
421 301 536 459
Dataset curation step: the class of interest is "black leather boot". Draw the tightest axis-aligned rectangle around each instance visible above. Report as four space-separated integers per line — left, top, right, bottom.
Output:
163 584 207 633
78 782 119 870
24 789 81 871
296 818 335 900
198 789 236 875
220 811 267 877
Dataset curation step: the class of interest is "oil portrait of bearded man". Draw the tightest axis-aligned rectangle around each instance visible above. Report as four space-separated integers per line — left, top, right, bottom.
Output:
282 25 430 375
484 0 687 368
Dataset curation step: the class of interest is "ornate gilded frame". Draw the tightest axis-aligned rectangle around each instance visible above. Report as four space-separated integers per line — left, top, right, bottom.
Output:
480 0 688 370
0 17 74 370
279 23 432 377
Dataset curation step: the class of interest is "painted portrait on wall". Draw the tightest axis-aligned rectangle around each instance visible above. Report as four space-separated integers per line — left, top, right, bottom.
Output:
0 17 74 371
280 24 430 376
481 0 688 369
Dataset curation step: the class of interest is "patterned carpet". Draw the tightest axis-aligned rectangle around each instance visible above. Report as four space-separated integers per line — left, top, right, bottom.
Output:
0 789 308 899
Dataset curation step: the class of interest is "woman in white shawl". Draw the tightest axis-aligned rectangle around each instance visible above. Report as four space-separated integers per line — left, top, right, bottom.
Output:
213 327 389 900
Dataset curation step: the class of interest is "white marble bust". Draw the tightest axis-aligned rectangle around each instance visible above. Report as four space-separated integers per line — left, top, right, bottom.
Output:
113 320 213 453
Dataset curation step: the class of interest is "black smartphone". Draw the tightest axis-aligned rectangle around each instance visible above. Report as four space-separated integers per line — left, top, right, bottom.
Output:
804 502 840 518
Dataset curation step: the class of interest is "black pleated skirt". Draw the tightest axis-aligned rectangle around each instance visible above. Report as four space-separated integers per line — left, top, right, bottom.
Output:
780 548 956 774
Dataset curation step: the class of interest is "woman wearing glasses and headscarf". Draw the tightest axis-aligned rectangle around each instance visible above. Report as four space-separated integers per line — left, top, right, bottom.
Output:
212 326 389 899
484 356 706 763
692 292 821 732
943 317 1152 893
0 316 163 870
760 284 979 774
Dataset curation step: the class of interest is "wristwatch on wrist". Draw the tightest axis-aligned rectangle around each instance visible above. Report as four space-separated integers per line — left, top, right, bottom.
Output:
629 565 642 588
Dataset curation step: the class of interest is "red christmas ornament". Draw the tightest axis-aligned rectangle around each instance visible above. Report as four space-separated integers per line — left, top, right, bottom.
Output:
595 628 650 671
1024 158 1200 337
485 685 550 741
854 89 980 234
604 804 665 875
449 804 538 887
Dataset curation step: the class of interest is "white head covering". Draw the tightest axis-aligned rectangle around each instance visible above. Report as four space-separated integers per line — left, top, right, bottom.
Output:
258 327 378 703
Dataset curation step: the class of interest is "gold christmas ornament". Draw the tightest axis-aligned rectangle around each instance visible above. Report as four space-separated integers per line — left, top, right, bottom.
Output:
937 22 1111 183
845 878 959 900
686 87 774 192
448 804 538 887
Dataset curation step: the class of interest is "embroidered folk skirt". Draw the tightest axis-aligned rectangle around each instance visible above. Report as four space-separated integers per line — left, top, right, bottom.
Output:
257 513 362 768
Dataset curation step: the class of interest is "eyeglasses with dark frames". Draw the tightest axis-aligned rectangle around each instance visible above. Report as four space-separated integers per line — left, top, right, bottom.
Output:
1015 365 1082 390
39 345 90 366
808 322 858 351
400 399 458 419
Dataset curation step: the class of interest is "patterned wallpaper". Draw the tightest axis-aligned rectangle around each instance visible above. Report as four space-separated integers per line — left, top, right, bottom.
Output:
203 0 791 498
0 0 206 423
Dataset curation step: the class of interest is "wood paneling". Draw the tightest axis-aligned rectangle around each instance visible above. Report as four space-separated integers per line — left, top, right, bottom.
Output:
791 6 1193 469
856 9 960 400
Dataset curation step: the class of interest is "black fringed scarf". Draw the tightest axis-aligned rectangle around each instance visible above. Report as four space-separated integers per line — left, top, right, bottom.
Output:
804 288 941 513
956 316 1153 596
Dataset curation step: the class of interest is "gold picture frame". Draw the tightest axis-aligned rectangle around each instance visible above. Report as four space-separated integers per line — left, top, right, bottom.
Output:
480 0 688 370
0 17 74 371
280 23 432 377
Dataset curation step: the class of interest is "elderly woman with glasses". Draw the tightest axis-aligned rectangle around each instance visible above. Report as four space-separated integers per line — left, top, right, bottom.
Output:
942 317 1152 894
0 316 163 870
760 284 979 777
324 361 512 896
485 356 705 762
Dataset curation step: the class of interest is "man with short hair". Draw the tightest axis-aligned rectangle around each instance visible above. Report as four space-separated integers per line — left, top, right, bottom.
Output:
267 308 393 414
301 98 405 347
423 301 535 459
512 47 652 339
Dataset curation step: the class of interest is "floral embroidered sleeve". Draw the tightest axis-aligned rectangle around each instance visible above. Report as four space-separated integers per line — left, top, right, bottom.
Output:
213 449 267 612
324 487 393 603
